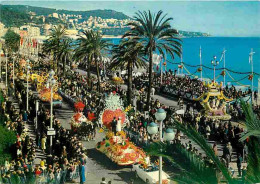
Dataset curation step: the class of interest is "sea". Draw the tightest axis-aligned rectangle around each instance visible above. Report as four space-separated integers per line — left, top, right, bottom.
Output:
105 37 260 90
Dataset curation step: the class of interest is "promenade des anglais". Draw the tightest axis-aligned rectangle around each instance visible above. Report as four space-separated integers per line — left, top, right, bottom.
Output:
0 1 259 184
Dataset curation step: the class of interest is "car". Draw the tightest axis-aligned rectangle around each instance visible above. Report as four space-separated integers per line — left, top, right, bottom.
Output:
132 163 170 184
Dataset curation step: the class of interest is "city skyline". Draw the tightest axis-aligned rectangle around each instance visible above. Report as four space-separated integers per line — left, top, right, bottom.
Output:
2 0 260 37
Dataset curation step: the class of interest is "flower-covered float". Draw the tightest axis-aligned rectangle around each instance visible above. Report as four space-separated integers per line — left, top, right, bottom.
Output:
112 76 124 84
97 93 146 165
70 102 95 138
194 82 233 120
96 131 146 165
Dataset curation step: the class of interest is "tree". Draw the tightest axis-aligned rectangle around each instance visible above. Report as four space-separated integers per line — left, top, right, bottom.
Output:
110 38 146 105
0 91 16 164
3 29 21 54
74 30 94 88
42 24 67 74
75 30 110 92
57 38 73 76
240 101 260 183
146 119 236 184
124 10 182 110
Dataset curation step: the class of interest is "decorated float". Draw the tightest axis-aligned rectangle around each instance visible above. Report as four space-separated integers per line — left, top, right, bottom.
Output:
96 131 146 165
37 72 62 107
194 82 232 120
97 93 146 165
112 76 124 85
70 101 95 138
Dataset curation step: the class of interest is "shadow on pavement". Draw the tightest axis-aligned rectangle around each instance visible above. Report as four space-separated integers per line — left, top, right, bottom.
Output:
117 170 145 184
87 148 125 170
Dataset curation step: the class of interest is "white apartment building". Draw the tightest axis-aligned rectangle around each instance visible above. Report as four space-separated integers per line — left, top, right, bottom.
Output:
53 13 59 19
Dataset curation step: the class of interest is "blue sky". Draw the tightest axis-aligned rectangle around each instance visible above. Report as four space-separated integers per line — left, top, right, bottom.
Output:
2 1 260 37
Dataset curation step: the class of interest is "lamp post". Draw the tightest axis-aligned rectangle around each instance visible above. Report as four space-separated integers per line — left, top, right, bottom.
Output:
48 69 56 155
249 49 255 104
147 108 174 184
211 56 219 82
26 60 31 111
12 56 15 86
5 50 8 87
0 49 2 81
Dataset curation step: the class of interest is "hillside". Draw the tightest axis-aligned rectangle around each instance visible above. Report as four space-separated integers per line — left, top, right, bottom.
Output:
0 4 130 27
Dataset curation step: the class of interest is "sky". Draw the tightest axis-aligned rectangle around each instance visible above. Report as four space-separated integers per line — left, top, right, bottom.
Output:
2 1 260 37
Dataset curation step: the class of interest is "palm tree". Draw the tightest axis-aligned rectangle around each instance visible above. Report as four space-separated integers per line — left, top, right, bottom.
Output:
42 25 67 73
146 142 219 184
56 38 73 76
240 101 260 183
146 119 236 184
75 30 110 92
110 38 146 105
124 10 182 110
74 30 94 88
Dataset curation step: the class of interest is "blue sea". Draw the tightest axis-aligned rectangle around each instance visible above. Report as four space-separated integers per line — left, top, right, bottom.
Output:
106 37 260 89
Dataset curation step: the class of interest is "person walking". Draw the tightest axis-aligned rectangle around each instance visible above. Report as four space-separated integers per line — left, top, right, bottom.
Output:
41 134 47 153
237 153 243 177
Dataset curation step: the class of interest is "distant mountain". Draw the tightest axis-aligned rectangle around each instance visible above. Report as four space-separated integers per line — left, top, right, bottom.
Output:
0 4 209 37
0 4 130 27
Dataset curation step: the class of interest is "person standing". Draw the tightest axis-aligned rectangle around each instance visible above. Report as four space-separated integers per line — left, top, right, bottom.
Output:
111 117 117 135
41 135 47 153
79 161 86 184
213 143 218 156
237 154 243 177
116 117 122 132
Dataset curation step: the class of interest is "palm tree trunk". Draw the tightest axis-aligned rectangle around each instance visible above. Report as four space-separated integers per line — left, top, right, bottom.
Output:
127 60 133 105
87 56 91 89
63 57 66 76
95 55 101 92
146 47 153 110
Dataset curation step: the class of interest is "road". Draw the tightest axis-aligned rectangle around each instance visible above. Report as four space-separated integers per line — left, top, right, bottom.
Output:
54 96 144 184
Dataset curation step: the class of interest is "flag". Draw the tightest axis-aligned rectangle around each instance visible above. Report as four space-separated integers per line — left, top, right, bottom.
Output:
199 46 201 58
249 54 251 63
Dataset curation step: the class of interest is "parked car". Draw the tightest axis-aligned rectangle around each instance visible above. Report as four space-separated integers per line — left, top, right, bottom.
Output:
132 164 170 184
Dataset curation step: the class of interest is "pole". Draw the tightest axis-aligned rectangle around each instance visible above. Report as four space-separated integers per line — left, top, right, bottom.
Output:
35 100 39 130
250 48 254 104
50 83 53 154
159 120 163 184
160 56 163 85
181 53 183 75
223 49 226 87
200 46 202 80
12 59 15 85
5 51 8 87
0 50 2 80
214 65 215 82
26 68 29 111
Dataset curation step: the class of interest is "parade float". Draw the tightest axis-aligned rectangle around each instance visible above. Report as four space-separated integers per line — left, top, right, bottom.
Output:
194 82 233 120
112 76 124 84
36 72 63 107
96 93 146 165
70 101 95 138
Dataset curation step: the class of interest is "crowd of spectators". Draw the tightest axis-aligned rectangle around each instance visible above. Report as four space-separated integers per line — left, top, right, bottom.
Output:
0 78 87 184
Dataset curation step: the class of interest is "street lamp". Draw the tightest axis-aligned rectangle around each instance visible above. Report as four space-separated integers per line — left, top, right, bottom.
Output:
5 49 8 87
26 60 31 111
0 49 2 81
164 128 175 142
12 55 15 86
48 69 56 155
211 56 219 82
147 108 168 184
